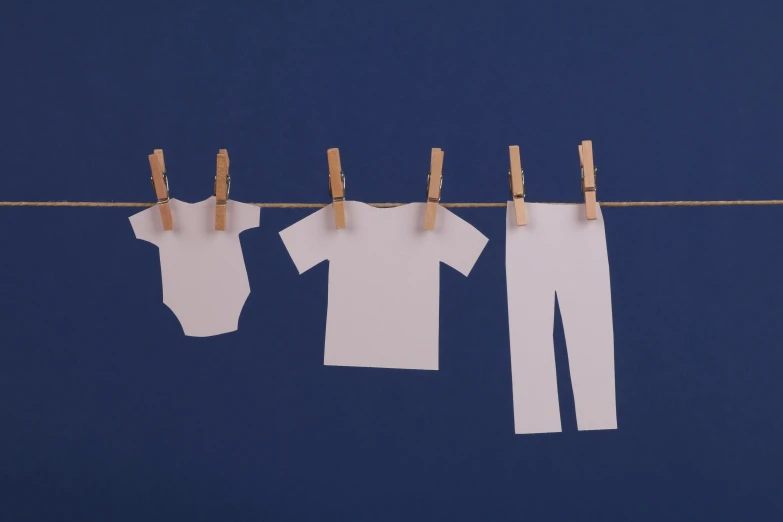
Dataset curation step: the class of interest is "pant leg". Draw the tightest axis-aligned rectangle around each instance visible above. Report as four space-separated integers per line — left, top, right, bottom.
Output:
506 203 561 434
555 205 617 431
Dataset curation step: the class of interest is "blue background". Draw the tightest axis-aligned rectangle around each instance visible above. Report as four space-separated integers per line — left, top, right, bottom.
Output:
2 1 783 520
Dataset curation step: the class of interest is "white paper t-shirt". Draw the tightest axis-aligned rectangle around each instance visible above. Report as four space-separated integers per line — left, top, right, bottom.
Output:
279 201 488 370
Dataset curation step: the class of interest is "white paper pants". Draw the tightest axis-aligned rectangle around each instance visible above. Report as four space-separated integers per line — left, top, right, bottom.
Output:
506 203 617 434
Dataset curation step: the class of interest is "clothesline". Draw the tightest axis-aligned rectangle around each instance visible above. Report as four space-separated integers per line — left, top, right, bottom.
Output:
2 200 783 208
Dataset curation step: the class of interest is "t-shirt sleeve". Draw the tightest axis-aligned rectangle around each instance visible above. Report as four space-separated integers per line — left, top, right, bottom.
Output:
228 201 260 233
279 206 334 274
434 207 488 276
128 206 163 245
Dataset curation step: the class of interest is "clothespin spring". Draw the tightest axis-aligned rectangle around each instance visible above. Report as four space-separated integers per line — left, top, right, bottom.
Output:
214 173 232 206
426 171 443 203
329 169 346 202
151 171 170 205
508 168 525 199
581 165 598 194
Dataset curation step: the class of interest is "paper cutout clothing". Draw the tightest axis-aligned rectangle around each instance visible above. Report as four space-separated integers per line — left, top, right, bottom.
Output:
280 201 488 370
506 202 617 434
129 197 260 337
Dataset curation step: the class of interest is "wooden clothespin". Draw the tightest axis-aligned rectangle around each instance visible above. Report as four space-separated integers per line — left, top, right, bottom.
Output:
424 148 444 230
148 149 173 230
508 145 527 226
579 140 597 220
215 149 230 230
327 148 346 229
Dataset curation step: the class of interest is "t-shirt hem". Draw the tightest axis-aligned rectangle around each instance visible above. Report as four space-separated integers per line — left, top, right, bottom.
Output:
324 360 439 371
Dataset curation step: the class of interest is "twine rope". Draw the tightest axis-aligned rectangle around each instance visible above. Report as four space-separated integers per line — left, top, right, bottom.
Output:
1 200 783 208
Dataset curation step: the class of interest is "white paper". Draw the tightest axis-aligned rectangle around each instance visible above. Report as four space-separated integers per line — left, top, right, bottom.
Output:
506 202 617 434
129 197 260 337
280 201 488 370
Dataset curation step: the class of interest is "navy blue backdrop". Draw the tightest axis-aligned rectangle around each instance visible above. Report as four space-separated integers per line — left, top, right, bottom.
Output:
1 2 782 520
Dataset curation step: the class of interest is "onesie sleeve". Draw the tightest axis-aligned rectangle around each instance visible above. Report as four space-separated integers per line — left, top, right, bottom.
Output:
279 205 335 274
433 207 488 276
228 201 261 233
129 206 164 246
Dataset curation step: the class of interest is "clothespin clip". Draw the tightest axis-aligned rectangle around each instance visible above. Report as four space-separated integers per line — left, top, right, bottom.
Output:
508 145 527 226
148 149 173 230
327 148 346 229
424 148 444 230
579 140 597 220
214 149 231 230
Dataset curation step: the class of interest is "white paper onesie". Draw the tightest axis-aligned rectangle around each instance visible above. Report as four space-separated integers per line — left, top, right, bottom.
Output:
280 201 488 370
129 197 260 337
